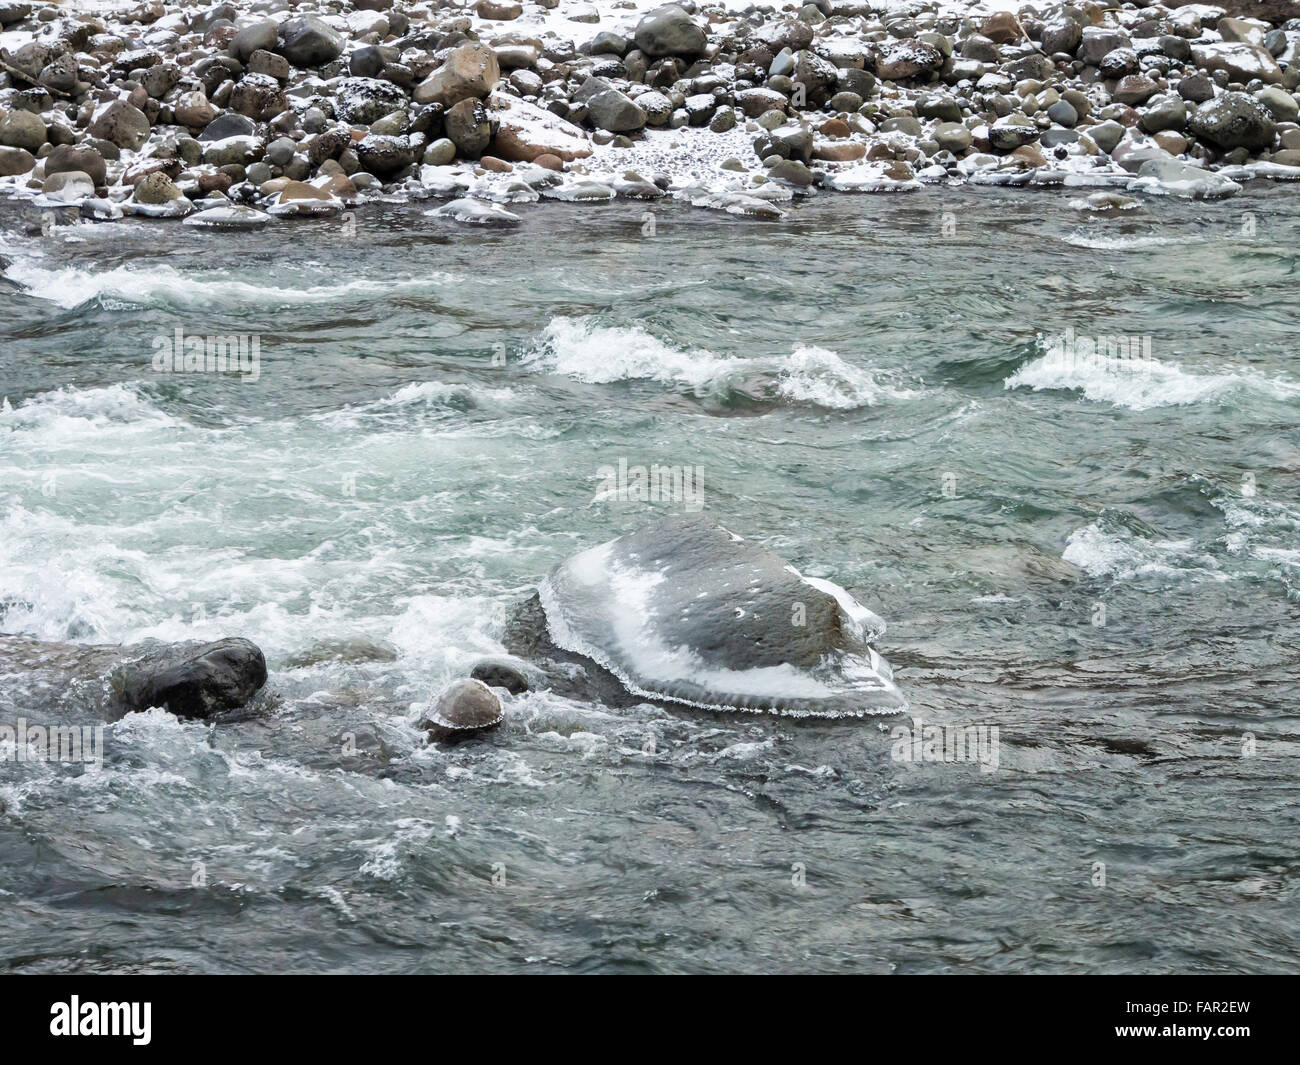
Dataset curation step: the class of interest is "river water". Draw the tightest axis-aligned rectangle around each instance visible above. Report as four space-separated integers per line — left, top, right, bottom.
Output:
1 184 1297 973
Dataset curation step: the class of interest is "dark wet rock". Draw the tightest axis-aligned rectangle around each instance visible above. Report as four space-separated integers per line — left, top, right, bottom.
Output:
583 84 646 132
0 145 35 176
502 592 643 709
277 15 344 69
0 109 45 152
0 634 267 722
444 97 492 155
230 18 279 63
1139 95 1187 134
118 637 267 719
470 656 533 694
1188 91 1278 150
335 77 408 125
990 114 1038 151
229 73 288 120
1046 99 1078 127
1159 35 1193 63
199 112 256 141
959 33 999 63
306 126 351 167
634 5 707 59
584 31 628 57
877 39 943 81
248 49 291 81
1099 47 1140 79
38 53 80 96
1042 20 1082 56
1113 74 1159 106
420 678 503 741
1078 28 1131 66
87 99 149 151
1177 73 1215 104
355 131 422 174
350 45 386 79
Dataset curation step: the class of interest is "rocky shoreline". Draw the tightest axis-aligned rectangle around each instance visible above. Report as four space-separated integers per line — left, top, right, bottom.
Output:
0 0 1298 228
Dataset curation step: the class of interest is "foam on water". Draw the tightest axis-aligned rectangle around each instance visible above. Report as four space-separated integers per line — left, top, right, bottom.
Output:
1005 349 1300 410
522 317 914 408
777 345 919 409
310 380 519 431
0 383 177 434
1063 521 1224 581
1060 233 1204 251
3 258 455 311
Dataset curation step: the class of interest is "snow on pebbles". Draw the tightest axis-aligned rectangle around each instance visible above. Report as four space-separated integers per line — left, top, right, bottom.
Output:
2 0 1300 231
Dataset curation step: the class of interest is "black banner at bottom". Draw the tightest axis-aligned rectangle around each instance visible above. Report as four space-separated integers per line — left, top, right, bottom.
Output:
0 975 1291 1052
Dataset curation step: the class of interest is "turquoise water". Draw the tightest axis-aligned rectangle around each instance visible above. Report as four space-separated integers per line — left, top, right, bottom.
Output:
1 186 1298 972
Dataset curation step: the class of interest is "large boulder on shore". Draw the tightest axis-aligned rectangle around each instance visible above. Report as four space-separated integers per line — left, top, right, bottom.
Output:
583 85 646 132
88 99 150 151
0 145 35 175
0 109 46 152
444 98 492 156
230 18 279 63
508 515 904 716
277 15 344 68
355 132 422 175
45 143 106 186
335 77 409 125
1188 91 1277 149
634 5 707 58
490 91 592 162
414 43 500 107
875 40 944 80
229 73 288 120
1192 41 1283 85
199 112 256 141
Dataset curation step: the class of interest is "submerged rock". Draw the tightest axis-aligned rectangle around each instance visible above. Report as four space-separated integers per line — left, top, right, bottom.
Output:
428 197 521 224
1133 159 1242 200
512 515 904 716
183 204 273 229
